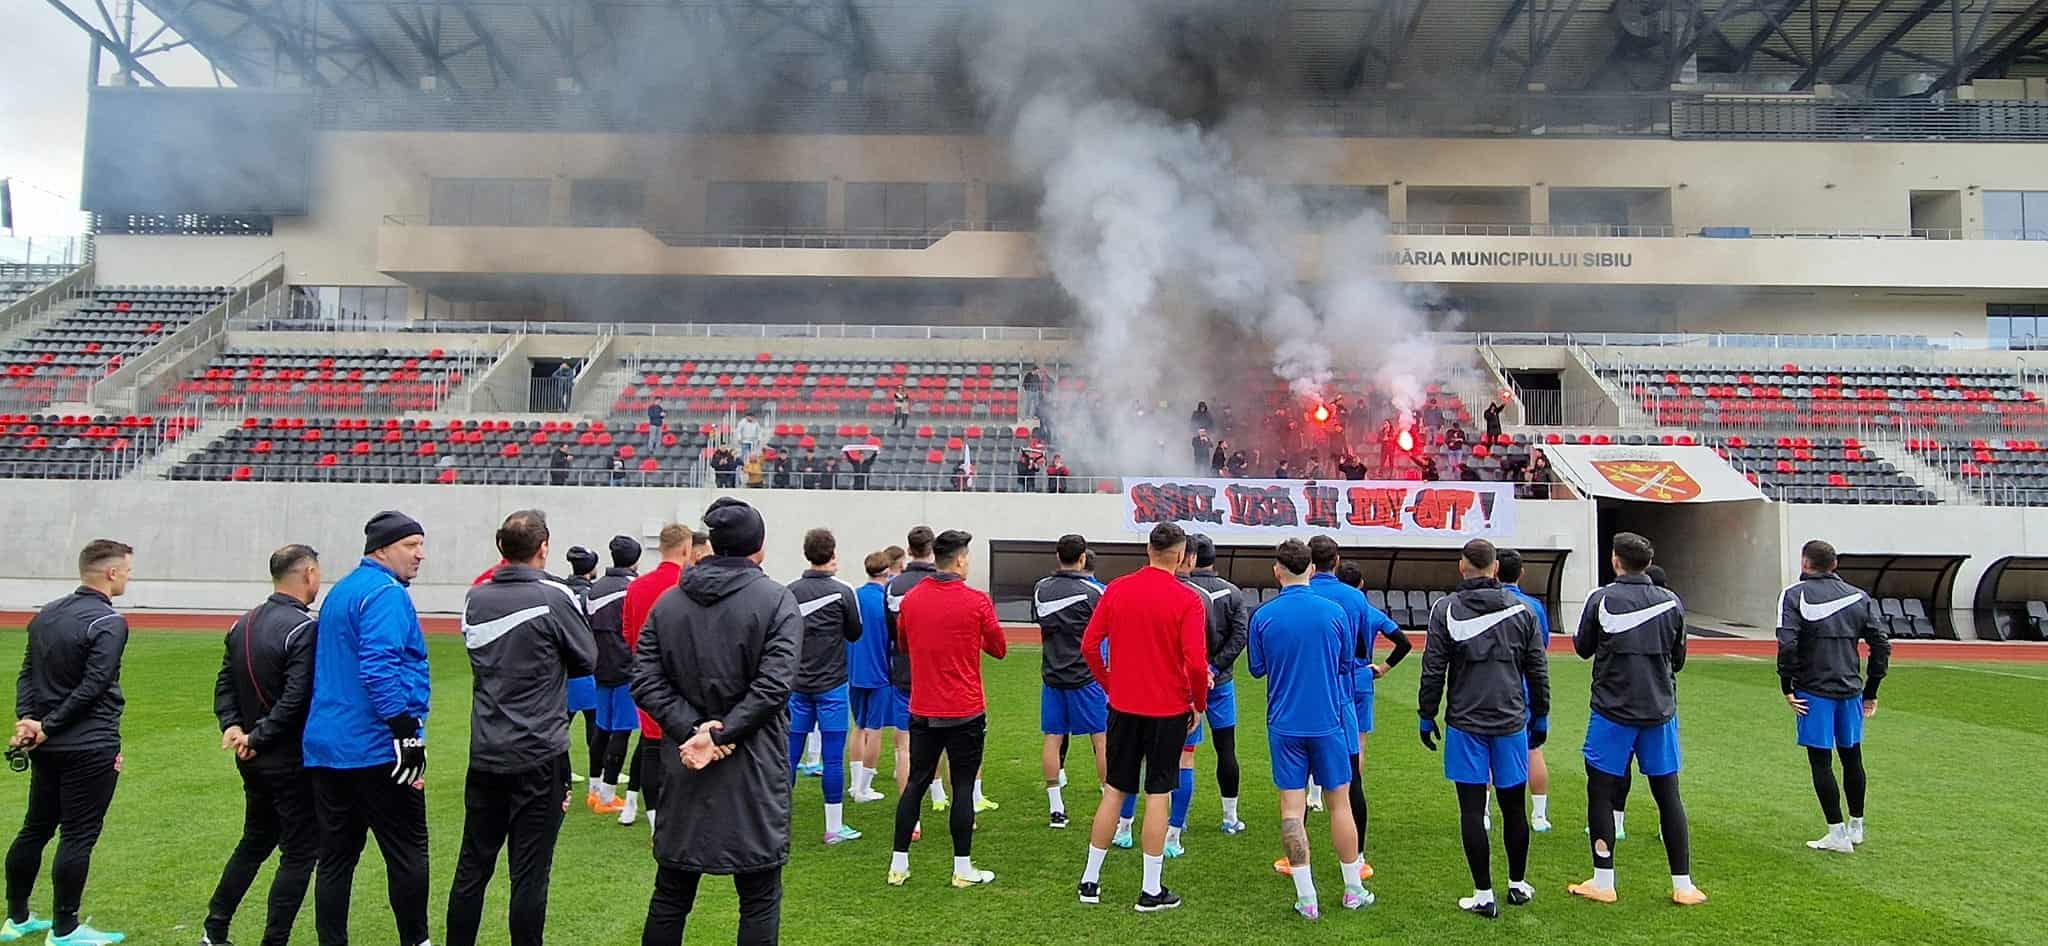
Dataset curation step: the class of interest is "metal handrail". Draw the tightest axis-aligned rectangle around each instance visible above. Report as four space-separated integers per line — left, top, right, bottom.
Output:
0 263 95 338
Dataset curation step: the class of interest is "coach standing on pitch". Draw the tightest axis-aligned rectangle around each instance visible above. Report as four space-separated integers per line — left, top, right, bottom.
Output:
1076 523 1210 914
632 499 801 945
304 511 432 946
447 511 596 946
204 544 321 946
5 539 134 946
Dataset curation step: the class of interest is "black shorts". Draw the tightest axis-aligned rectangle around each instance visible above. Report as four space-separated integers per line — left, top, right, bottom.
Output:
1105 709 1192 796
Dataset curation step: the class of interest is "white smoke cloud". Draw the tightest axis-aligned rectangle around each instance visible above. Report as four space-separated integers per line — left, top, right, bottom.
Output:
968 0 1446 475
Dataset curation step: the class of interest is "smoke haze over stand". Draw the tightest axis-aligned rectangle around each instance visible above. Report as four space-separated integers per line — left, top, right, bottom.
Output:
966 0 1452 478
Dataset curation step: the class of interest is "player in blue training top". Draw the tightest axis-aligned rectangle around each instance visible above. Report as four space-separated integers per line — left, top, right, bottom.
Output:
847 549 898 804
1286 536 1406 881
1249 539 1373 920
1496 549 1555 832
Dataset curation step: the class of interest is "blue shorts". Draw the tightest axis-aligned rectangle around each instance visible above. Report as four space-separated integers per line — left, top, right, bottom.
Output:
1341 700 1360 744
849 685 893 731
1795 691 1864 749
1352 684 1376 736
1040 682 1109 736
593 684 638 732
886 686 912 731
1444 726 1530 787
1205 678 1238 731
790 684 850 735
565 675 598 713
1270 730 1352 791
1583 711 1681 778
1184 717 1204 750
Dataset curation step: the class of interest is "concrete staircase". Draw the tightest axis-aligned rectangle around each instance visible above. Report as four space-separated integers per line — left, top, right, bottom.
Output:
1566 342 1654 428
0 298 77 350
1862 437 1975 505
126 416 239 481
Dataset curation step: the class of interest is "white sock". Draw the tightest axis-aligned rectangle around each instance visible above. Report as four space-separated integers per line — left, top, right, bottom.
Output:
953 855 975 877
1340 858 1364 889
890 850 910 873
1058 768 1068 787
975 779 986 805
1673 873 1696 893
1165 826 1182 847
931 781 948 805
1048 785 1065 815
621 791 639 818
1141 853 1164 896
1613 810 1626 835
1307 783 1323 806
1848 816 1865 833
1510 880 1535 898
1221 797 1239 823
1470 888 1496 906
1291 865 1317 901
1531 794 1548 819
646 810 656 831
1592 867 1615 889
1081 845 1108 884
595 780 615 804
851 762 867 789
804 731 821 765
1828 822 1848 839
825 803 844 834
1116 817 1133 835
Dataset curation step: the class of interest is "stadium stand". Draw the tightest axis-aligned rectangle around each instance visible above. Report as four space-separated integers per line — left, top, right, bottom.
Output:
168 415 1063 490
1906 436 2048 505
0 412 202 480
0 286 229 406
1601 361 2048 432
0 265 72 308
156 345 482 413
611 354 1027 423
1711 434 1939 505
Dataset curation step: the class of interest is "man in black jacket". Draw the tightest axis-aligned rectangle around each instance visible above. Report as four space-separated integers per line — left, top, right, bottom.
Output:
786 528 864 845
1566 533 1703 907
632 498 801 946
1777 539 1889 856
446 511 597 946
1185 535 1251 835
564 547 603 791
583 537 640 816
1418 539 1548 920
203 544 322 946
5 539 134 945
1033 534 1105 830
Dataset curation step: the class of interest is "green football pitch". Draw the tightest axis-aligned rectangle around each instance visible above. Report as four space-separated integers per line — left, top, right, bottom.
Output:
0 630 2041 946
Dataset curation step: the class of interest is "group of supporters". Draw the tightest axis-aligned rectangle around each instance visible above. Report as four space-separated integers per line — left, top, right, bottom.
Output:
1 507 1889 943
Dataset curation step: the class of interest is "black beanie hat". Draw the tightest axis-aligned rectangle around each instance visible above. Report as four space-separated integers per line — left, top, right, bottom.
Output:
704 497 765 558
364 510 424 555
608 535 643 568
566 546 599 575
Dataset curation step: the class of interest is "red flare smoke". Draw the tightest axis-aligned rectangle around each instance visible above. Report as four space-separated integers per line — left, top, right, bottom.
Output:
1397 429 1415 452
1312 403 1330 423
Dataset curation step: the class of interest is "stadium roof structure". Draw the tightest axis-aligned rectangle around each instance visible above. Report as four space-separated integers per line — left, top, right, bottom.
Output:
46 1 2048 99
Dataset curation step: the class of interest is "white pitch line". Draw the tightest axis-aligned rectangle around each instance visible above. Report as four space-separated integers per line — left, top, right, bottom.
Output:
1928 663 2048 682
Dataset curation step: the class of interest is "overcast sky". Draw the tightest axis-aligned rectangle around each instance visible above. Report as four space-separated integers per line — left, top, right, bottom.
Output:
2 2 216 259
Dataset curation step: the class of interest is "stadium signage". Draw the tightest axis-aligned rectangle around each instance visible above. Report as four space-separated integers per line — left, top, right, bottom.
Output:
1121 477 1516 538
1373 249 1634 269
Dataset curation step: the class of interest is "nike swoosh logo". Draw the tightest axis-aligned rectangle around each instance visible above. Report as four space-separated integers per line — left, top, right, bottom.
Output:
462 605 550 650
584 590 627 615
1446 604 1527 642
1598 599 1679 636
1036 593 1090 617
887 593 905 613
1799 593 1865 622
1204 588 1234 602
798 596 840 618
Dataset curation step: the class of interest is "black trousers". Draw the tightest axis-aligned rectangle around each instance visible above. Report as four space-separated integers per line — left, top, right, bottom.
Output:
446 760 567 946
206 764 320 946
640 865 782 946
893 716 986 856
4 748 119 933
311 765 430 946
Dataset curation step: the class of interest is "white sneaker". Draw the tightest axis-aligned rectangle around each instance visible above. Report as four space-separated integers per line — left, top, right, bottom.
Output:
1483 814 1493 833
852 788 887 803
1531 816 1552 833
1847 819 1865 846
1806 831 1854 854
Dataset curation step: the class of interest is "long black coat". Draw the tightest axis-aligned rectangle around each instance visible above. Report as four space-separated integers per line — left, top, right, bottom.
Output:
630 556 801 874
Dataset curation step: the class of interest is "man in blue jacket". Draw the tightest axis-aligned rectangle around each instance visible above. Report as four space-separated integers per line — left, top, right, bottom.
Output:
303 511 432 946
